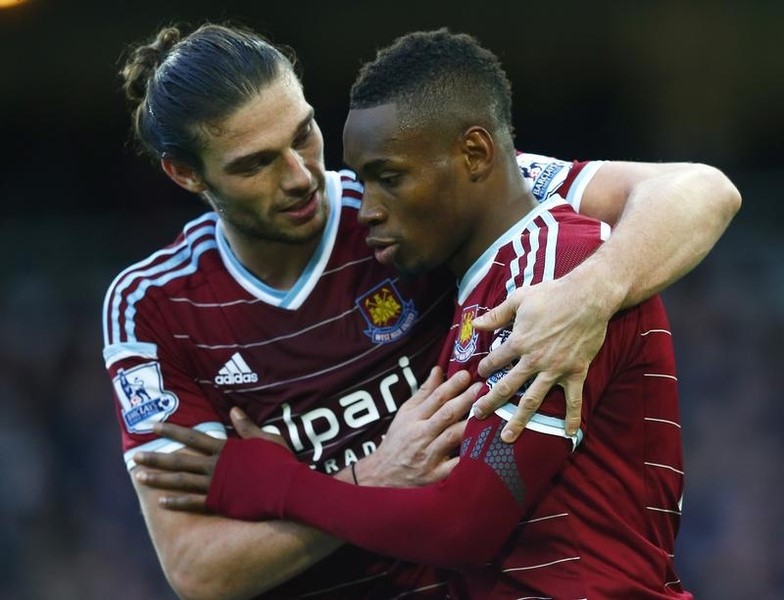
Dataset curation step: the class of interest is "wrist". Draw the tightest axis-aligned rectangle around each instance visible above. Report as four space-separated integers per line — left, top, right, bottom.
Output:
569 252 628 317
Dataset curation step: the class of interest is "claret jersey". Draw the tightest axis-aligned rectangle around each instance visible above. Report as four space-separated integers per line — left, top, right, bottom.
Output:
103 170 453 473
200 161 690 598
102 156 600 599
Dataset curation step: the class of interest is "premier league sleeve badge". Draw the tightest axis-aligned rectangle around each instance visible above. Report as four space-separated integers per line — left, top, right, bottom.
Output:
113 361 179 434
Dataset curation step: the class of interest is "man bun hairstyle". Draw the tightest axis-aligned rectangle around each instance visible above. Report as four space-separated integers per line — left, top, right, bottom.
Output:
119 23 298 170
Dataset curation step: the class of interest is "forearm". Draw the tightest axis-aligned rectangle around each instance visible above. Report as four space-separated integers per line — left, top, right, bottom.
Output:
207 421 571 568
134 476 344 600
209 438 515 567
578 162 741 311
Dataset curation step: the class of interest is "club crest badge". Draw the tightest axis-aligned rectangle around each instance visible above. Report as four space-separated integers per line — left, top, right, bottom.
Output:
453 304 480 363
113 362 179 434
357 279 418 344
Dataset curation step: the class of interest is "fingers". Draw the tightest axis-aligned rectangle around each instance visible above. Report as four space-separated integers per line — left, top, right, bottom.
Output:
472 293 517 332
476 333 530 378
134 449 215 474
152 422 224 454
497 374 555 442
561 375 585 437
405 366 445 410
425 455 461 483
230 407 264 440
428 418 467 460
418 370 472 419
472 361 535 418
135 468 211 494
158 493 210 513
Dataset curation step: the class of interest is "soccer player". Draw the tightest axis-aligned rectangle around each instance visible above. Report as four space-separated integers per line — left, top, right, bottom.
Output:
113 22 739 600
134 29 742 598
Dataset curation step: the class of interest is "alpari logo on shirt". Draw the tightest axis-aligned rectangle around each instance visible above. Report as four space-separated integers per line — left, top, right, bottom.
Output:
113 362 179 434
261 355 419 467
356 279 417 344
214 352 259 385
453 304 479 363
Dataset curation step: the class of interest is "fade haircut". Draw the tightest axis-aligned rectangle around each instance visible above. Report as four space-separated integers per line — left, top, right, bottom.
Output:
350 28 514 147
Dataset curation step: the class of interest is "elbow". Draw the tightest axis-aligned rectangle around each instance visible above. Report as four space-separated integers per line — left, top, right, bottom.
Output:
166 568 214 600
164 559 239 600
693 163 742 223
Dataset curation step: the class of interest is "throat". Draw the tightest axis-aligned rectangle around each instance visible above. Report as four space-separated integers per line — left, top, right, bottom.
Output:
223 229 320 291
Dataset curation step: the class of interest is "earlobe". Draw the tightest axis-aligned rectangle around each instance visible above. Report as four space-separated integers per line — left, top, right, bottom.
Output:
161 156 206 194
462 127 494 181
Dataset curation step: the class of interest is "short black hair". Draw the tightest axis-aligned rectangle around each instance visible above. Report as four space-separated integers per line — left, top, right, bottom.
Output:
350 28 514 142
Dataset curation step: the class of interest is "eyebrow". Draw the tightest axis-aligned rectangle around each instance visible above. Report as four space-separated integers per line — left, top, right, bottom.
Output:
223 109 315 174
353 158 391 177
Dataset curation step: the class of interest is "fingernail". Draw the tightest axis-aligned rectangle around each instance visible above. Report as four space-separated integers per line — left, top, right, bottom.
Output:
135 470 148 482
501 428 516 442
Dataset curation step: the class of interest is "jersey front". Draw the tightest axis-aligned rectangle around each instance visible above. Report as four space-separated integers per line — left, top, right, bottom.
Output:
102 169 454 599
102 155 600 599
442 198 690 598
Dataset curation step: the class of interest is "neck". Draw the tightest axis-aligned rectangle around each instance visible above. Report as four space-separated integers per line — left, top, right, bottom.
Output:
449 161 537 278
222 225 321 290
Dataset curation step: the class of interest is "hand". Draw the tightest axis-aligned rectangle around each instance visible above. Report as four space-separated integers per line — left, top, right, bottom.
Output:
133 408 285 511
471 276 610 441
358 367 482 487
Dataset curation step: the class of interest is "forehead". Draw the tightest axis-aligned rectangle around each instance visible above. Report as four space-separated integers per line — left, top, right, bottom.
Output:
203 71 311 161
342 104 402 165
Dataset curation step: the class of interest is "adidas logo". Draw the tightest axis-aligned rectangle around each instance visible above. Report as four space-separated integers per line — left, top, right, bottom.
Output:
214 352 259 385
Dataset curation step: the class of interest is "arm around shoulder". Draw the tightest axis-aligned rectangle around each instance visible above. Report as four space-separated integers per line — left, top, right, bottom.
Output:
574 161 741 310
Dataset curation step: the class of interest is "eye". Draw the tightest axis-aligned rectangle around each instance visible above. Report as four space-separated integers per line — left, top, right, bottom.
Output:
293 121 314 147
241 157 273 176
378 173 400 188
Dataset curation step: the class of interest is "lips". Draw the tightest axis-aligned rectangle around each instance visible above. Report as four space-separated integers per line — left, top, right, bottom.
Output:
281 190 319 222
366 237 399 265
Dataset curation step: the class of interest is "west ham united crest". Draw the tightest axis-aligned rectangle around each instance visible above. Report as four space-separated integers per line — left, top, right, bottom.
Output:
113 362 179 433
357 279 417 344
453 304 479 363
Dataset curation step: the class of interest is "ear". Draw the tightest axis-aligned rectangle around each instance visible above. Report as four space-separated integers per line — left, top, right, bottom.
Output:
161 156 207 194
461 126 495 181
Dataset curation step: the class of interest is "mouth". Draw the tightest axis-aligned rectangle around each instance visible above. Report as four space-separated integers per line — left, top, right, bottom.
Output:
280 189 320 222
366 237 399 266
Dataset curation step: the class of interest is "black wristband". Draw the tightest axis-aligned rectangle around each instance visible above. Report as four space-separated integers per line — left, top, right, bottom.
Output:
350 461 359 485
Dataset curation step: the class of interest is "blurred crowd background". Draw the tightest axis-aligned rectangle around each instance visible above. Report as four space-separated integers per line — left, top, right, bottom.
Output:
1 1 781 598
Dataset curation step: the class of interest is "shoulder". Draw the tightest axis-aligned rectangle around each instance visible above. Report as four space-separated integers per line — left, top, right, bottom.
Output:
102 212 219 341
334 168 364 209
516 151 604 209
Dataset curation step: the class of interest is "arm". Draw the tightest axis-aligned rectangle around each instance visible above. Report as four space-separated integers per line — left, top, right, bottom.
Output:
132 469 346 600
134 367 475 599
472 161 741 439
145 413 570 569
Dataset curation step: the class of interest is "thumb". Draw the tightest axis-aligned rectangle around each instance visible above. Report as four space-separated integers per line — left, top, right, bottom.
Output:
473 294 517 331
230 407 264 439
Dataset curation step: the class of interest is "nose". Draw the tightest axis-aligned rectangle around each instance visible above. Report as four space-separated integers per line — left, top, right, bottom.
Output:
280 149 313 194
357 188 386 227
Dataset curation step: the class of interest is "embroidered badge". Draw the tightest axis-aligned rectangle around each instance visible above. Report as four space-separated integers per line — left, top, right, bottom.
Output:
453 304 479 363
520 160 568 201
485 328 532 397
113 362 179 434
357 279 418 344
